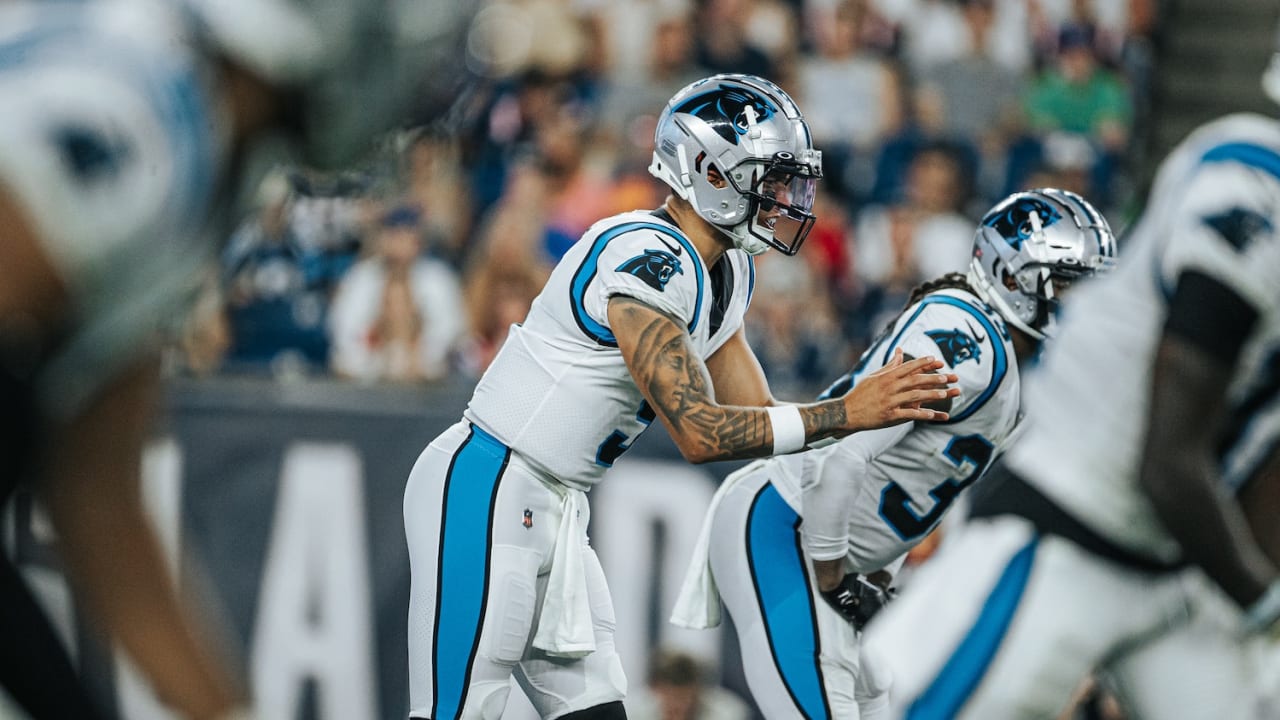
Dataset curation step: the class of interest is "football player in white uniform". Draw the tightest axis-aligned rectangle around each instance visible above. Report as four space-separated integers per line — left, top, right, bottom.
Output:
670 189 1116 719
0 1 471 718
402 73 960 720
863 80 1280 720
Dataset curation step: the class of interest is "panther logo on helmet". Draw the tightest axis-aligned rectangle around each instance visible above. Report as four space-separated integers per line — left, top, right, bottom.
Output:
616 249 684 292
983 197 1063 249
673 83 779 145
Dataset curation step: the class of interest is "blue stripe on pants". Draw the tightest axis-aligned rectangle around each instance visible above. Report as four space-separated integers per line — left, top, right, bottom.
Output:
431 425 511 720
746 483 831 720
906 536 1040 720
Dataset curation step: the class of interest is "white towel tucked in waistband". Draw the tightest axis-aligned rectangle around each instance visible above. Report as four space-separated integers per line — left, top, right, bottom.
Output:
532 488 596 658
670 463 760 629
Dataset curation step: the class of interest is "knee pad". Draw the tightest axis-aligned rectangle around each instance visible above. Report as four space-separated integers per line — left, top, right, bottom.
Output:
481 551 540 664
857 638 894 700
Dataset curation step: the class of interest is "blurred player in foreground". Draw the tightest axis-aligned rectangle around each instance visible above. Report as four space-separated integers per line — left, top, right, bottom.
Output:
403 73 960 720
671 189 1115 719
863 65 1280 720
0 0 471 717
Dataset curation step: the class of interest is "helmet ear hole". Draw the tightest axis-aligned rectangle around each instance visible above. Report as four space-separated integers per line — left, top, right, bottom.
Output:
706 164 727 189
1001 268 1018 292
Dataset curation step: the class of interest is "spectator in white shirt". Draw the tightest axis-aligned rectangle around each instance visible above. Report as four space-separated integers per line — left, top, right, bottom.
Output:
329 206 464 382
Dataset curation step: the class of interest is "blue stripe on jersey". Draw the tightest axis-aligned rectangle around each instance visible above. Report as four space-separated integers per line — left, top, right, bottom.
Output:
746 483 831 720
569 221 705 346
1201 142 1280 180
162 62 215 224
906 536 1039 720
747 254 757 310
881 295 1009 424
430 425 511 720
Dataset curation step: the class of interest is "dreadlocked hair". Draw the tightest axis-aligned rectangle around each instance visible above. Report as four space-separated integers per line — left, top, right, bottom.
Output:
873 272 977 343
904 272 974 309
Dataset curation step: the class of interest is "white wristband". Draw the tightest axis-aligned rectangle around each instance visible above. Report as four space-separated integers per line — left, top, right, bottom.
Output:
1244 579 1280 635
767 405 806 455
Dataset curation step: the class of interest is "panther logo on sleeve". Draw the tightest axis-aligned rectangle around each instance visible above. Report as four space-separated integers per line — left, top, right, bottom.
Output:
1202 207 1273 251
926 323 984 367
616 245 685 292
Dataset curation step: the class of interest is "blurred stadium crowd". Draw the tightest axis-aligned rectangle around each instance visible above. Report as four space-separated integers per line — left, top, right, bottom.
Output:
179 0 1155 397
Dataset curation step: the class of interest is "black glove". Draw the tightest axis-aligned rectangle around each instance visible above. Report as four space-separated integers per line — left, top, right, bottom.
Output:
819 574 892 631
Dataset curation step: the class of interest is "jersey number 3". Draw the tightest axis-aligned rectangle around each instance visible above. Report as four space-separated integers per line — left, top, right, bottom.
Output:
595 401 656 467
879 434 994 540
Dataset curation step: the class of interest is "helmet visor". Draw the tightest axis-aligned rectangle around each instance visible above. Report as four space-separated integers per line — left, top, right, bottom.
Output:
731 157 820 255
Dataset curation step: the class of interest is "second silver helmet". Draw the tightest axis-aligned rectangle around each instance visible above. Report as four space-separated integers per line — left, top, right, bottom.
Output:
968 188 1117 340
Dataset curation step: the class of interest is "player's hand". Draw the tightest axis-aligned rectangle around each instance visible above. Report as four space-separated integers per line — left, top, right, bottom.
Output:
841 348 959 430
819 573 893 631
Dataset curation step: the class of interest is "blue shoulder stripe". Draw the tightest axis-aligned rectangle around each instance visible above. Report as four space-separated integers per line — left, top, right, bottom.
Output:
1201 142 1280 180
881 295 1009 424
569 221 704 346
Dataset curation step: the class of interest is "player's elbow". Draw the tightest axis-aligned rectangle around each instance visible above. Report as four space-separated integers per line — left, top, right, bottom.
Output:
675 441 717 465
666 430 721 464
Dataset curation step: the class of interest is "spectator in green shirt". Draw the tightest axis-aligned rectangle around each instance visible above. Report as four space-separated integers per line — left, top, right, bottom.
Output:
1025 23 1132 152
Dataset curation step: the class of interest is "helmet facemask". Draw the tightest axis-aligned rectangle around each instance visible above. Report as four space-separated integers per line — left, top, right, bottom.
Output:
723 152 820 255
1005 256 1111 338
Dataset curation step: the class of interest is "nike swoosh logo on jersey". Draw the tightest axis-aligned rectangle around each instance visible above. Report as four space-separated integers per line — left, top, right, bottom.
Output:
656 235 683 256
966 319 987 344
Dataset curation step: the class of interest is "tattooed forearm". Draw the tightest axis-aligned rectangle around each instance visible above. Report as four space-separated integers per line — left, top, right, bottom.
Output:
614 297 774 462
800 399 850 440
670 401 772 462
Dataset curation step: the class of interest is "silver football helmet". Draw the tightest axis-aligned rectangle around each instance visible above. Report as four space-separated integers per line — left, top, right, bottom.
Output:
649 74 822 256
968 188 1116 340
187 0 478 168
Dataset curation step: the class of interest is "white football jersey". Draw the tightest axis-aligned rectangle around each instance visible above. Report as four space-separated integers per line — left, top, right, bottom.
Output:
1008 113 1280 562
465 210 755 490
769 287 1022 572
0 2 222 417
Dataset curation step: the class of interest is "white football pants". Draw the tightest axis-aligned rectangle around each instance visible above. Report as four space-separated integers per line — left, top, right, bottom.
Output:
706 465 891 719
404 421 626 720
863 515 1267 719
